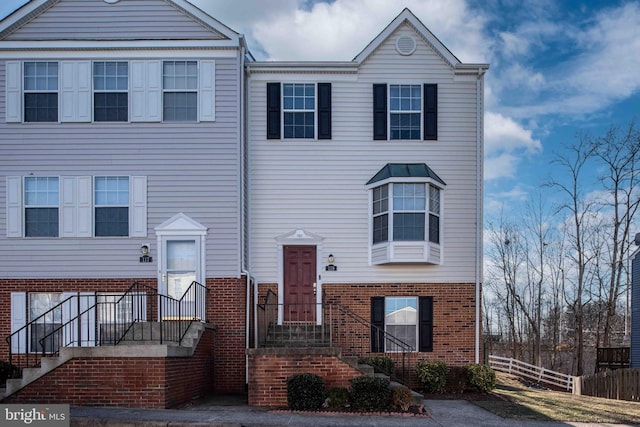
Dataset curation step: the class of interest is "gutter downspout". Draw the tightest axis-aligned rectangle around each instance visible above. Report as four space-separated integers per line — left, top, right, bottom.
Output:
238 39 252 386
476 66 487 364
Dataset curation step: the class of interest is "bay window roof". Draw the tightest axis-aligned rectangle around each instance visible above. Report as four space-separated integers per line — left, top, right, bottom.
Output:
366 163 446 186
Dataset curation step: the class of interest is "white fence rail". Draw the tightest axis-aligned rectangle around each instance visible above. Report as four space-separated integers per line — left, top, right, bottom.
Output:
489 354 576 392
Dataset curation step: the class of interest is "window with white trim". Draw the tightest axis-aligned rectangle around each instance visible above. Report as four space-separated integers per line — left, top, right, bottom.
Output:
385 296 417 351
93 61 128 122
94 176 129 236
283 83 315 138
6 175 147 238
163 60 198 121
24 177 59 237
29 292 62 353
429 185 440 244
371 296 433 353
24 62 58 122
372 183 440 244
389 84 421 140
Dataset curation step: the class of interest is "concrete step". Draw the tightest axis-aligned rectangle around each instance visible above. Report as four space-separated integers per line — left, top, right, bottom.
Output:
2 322 206 401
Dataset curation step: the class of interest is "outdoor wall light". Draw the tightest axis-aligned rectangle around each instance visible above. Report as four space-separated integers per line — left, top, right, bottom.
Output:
328 254 334 264
140 244 153 263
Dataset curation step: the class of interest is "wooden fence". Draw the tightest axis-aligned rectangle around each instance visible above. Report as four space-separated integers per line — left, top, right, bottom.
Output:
578 368 640 402
488 354 575 392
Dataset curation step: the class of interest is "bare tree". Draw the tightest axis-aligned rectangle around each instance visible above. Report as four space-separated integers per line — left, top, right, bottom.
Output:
590 122 640 346
550 137 598 375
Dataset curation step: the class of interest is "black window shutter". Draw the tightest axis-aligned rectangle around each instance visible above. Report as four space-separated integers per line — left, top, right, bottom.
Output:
424 84 437 140
373 84 387 140
418 296 434 352
317 83 331 140
371 296 385 352
266 82 281 139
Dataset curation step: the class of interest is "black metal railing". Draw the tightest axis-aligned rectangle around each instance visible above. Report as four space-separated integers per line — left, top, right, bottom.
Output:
5 281 208 379
256 296 415 384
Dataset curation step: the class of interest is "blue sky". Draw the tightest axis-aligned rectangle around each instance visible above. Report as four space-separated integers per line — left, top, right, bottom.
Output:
1 0 639 221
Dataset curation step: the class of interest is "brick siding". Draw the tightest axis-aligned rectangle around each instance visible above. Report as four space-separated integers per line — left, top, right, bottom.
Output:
257 281 478 366
4 327 215 408
247 347 365 407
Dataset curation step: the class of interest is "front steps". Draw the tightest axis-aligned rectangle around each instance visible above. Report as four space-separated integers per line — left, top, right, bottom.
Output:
1 321 205 402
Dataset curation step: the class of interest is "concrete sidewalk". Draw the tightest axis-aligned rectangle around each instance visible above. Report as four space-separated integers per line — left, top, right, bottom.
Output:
70 399 636 427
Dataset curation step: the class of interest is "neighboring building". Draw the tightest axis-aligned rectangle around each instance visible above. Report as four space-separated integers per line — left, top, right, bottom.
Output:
0 1 487 408
0 0 249 405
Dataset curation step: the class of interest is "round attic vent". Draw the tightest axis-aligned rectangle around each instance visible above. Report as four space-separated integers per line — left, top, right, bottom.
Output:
396 35 417 56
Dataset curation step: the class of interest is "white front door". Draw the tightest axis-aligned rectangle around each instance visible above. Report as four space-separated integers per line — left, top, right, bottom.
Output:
155 213 208 321
164 239 198 299
159 237 205 320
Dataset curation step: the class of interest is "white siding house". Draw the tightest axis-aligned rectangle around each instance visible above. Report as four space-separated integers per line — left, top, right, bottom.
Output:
247 9 487 363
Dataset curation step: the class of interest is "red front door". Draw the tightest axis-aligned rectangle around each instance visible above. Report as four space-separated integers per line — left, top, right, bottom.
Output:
283 245 317 322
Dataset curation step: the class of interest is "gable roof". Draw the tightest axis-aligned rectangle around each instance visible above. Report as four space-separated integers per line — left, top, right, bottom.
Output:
367 163 446 187
0 0 241 43
353 8 460 68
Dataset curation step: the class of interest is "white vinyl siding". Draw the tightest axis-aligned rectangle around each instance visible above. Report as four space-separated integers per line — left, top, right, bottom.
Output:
61 61 91 123
0 55 241 278
248 23 481 283
4 0 228 41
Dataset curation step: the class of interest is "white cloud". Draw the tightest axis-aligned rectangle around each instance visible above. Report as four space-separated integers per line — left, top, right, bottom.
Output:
194 0 490 62
504 2 640 119
484 112 542 180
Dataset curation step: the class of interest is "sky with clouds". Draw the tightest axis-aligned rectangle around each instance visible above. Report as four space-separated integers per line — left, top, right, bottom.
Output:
1 0 639 222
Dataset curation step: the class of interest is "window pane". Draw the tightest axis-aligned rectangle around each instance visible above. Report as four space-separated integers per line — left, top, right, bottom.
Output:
385 297 417 351
373 185 388 215
25 208 59 237
393 213 425 241
95 176 129 206
393 184 425 211
429 213 440 244
430 186 440 214
283 112 314 139
95 207 129 236
25 177 59 206
29 293 62 353
163 92 197 121
167 240 197 270
24 93 58 122
94 93 128 122
373 214 388 244
389 84 421 140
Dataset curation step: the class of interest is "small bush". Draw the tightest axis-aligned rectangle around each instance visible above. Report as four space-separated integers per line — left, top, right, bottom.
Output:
325 387 350 410
444 366 467 394
350 376 392 411
358 356 395 376
0 360 21 387
414 360 448 393
287 373 325 410
391 385 413 411
466 364 496 393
